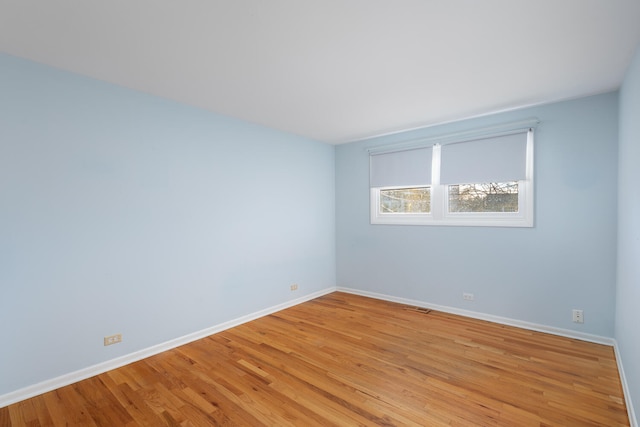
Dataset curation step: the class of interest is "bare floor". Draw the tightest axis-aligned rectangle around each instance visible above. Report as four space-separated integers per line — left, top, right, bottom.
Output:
0 292 629 426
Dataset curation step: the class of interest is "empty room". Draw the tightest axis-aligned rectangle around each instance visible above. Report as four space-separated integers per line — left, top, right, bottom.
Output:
1 1 640 426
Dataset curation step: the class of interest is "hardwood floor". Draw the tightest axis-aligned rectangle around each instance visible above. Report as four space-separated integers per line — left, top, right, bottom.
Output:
1 292 629 426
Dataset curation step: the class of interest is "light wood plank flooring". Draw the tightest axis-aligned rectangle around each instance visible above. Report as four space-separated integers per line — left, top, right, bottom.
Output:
1 292 629 426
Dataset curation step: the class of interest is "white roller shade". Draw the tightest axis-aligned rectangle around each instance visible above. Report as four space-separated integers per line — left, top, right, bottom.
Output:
370 147 432 188
440 131 528 185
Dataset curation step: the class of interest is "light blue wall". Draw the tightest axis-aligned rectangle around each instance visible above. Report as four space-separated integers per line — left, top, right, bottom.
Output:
617 44 640 421
0 48 630 409
0 53 335 396
336 93 619 337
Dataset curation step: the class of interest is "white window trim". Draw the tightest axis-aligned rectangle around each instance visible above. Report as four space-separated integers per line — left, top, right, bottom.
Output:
370 127 534 227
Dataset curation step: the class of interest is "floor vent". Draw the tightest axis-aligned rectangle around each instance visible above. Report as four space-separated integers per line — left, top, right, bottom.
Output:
403 306 432 314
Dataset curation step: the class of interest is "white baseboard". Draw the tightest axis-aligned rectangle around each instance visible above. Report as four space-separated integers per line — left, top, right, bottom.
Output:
0 287 336 408
4 285 634 427
613 341 638 427
336 287 615 346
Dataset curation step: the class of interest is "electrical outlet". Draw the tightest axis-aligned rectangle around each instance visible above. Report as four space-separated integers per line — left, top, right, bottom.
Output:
572 309 584 324
463 293 475 301
290 283 298 291
104 333 122 346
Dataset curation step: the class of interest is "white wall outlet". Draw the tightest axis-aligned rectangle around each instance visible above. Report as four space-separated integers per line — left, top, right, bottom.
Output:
463 293 475 301
572 309 584 323
104 333 122 346
290 283 298 291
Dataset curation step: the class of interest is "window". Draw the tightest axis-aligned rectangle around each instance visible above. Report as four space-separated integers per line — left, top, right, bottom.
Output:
448 182 518 213
370 123 535 227
380 187 431 213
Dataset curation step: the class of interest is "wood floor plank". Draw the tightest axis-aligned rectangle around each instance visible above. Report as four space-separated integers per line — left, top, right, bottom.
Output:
0 407 9 427
1 292 630 426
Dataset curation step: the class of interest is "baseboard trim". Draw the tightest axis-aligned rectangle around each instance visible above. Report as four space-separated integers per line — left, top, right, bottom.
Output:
3 285 630 423
0 287 337 408
613 340 638 427
336 287 615 346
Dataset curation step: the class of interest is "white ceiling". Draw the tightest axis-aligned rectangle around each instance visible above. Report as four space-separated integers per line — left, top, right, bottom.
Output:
1 1 639 144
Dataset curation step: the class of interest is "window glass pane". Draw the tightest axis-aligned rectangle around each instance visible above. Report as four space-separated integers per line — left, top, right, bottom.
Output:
380 187 431 214
448 182 518 213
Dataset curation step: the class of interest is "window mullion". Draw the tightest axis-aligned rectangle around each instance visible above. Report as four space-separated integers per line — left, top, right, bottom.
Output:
431 144 445 220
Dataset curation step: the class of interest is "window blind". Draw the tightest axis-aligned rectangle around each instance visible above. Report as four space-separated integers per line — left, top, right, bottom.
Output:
370 147 432 188
440 131 529 185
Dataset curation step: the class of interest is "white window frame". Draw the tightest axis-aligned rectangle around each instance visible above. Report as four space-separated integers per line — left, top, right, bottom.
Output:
370 124 535 227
